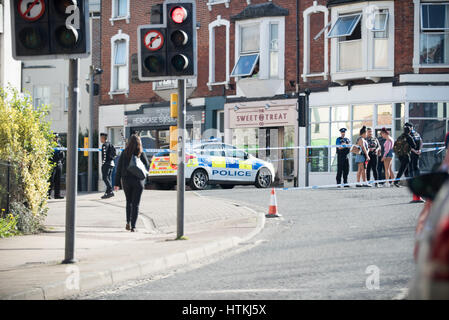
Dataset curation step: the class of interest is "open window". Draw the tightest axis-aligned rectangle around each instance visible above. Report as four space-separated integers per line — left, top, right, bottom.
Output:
372 11 389 32
231 53 259 77
327 14 362 38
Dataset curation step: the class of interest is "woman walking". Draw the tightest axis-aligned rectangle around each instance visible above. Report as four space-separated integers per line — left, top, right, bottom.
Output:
355 126 371 187
380 128 395 187
114 134 150 232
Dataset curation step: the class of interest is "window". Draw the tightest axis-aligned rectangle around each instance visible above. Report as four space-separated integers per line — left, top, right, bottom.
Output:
108 127 124 147
327 14 361 38
419 3 449 65
110 32 129 96
113 40 127 91
208 16 231 90
232 18 285 82
33 86 51 109
110 0 129 24
201 144 224 157
269 23 279 78
223 144 245 158
329 13 363 72
231 54 259 77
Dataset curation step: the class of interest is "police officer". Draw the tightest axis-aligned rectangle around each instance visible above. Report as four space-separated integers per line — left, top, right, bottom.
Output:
336 128 351 187
405 122 423 177
49 133 64 199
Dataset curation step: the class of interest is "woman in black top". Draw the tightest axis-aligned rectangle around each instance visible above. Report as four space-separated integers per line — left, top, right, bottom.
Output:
114 134 150 232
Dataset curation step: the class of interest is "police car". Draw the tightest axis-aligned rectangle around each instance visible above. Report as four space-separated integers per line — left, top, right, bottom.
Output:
148 142 275 190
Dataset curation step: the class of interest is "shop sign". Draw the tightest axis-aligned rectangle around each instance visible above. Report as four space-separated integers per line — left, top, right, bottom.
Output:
126 107 204 127
229 105 296 128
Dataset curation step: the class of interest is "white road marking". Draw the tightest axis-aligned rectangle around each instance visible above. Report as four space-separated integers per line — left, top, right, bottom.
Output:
392 288 409 300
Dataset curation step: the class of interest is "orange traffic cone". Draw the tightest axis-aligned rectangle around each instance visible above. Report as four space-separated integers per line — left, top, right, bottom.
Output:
266 188 281 218
411 193 425 203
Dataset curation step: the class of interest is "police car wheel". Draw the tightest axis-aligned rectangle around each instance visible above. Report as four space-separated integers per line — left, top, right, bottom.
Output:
190 169 209 190
220 184 235 189
255 168 272 188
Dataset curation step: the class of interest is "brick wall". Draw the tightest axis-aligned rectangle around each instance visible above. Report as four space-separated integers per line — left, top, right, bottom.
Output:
99 0 448 107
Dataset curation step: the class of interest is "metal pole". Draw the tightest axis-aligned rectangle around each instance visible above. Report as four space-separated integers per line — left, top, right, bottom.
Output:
6 160 10 215
87 65 94 192
177 79 186 239
63 58 79 264
305 91 310 187
294 0 300 188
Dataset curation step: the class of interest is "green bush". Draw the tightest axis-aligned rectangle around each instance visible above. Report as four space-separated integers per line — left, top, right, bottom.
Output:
0 87 54 235
0 210 18 238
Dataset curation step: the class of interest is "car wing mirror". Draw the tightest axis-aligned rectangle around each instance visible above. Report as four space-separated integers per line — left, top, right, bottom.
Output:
408 172 449 201
244 152 249 160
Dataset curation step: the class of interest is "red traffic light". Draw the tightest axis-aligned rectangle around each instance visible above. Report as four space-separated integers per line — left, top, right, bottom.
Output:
171 6 187 24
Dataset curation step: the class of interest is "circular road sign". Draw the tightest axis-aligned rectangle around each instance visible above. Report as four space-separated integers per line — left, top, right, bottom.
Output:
18 0 46 22
144 30 164 51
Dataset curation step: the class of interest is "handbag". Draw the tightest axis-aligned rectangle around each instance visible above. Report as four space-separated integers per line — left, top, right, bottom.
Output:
127 154 148 180
350 145 361 155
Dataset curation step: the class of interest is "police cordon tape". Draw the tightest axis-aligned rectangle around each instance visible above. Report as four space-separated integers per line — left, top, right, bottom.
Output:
55 144 446 155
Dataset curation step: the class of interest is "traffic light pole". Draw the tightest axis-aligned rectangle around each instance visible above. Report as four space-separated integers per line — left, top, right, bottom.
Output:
63 58 79 264
177 79 186 239
87 65 94 192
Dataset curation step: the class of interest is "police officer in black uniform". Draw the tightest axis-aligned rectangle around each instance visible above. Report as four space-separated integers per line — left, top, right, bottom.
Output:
100 133 117 199
49 134 64 199
336 128 351 187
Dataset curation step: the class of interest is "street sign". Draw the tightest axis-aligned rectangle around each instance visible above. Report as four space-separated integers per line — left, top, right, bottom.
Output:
144 30 164 51
18 0 45 22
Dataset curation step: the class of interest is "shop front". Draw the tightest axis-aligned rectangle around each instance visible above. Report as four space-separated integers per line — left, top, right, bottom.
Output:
124 103 205 155
308 83 449 186
224 99 298 186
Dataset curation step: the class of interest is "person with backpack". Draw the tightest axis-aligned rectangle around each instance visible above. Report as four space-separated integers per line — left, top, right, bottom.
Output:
380 128 395 187
366 127 381 186
100 133 117 199
394 126 417 187
405 122 423 177
114 134 150 232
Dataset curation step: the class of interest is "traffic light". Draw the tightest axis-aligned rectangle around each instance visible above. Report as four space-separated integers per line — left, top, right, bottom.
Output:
11 0 90 60
137 0 197 81
298 95 307 127
166 2 195 77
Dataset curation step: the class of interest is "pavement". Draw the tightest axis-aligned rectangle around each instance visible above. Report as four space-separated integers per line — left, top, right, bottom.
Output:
83 186 423 300
0 190 264 300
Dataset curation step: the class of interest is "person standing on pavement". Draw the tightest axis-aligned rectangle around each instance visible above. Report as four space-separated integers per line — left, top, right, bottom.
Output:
354 126 371 187
100 133 117 199
114 134 150 232
366 128 381 186
377 131 386 184
394 126 417 187
48 133 65 199
445 131 449 151
336 128 351 187
380 128 395 187
405 122 423 178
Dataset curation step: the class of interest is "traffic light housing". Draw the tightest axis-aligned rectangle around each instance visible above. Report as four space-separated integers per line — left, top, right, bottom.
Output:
11 0 90 60
137 0 197 81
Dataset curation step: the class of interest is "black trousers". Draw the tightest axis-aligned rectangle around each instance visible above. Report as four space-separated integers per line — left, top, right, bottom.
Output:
366 153 378 181
396 156 410 181
122 176 144 228
377 157 385 181
49 163 62 197
102 164 113 194
409 153 420 178
336 157 349 184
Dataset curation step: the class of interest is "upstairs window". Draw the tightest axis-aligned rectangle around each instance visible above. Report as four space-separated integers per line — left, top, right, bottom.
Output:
110 32 130 96
232 24 260 77
372 10 389 69
115 0 128 18
328 13 362 71
269 23 279 78
420 3 449 65
327 14 361 38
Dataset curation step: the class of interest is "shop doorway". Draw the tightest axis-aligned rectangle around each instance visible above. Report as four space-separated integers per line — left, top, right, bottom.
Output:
258 127 284 185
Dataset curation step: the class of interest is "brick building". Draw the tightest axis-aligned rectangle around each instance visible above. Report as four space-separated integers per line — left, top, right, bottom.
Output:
98 0 449 186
